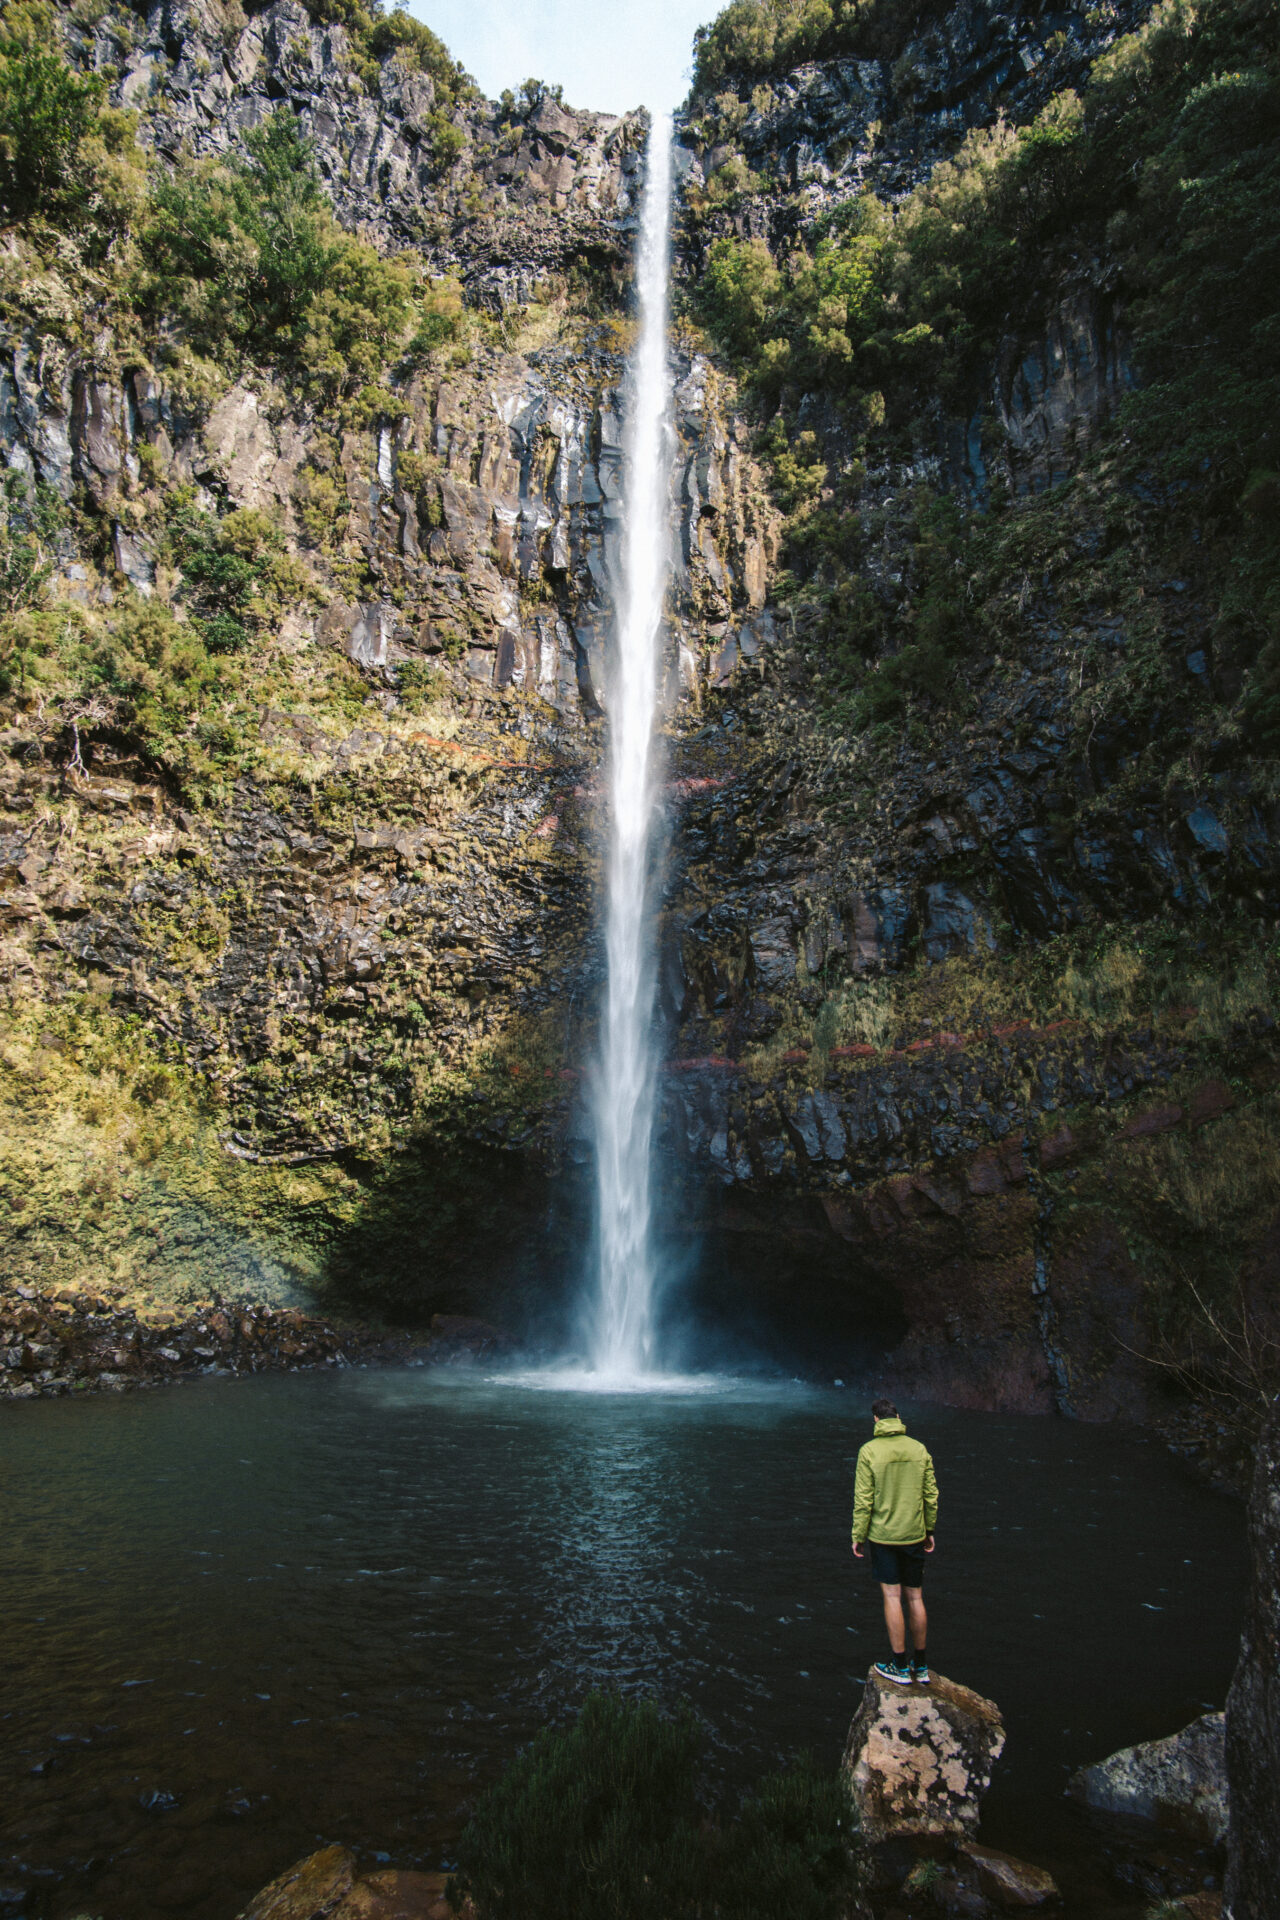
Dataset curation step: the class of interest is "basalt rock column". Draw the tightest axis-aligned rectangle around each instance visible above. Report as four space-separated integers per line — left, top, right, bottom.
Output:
588 115 675 1380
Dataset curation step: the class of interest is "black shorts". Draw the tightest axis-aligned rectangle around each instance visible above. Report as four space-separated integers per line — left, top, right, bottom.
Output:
868 1539 926 1587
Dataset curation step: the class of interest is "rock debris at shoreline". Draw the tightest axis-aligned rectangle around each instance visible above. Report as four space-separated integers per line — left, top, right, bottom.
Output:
0 1281 510 1402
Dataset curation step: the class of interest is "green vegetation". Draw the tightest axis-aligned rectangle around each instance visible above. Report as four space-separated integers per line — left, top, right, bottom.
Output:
396 656 451 713
451 1692 859 1920
690 0 950 95
692 0 1280 740
0 8 472 399
163 495 318 656
0 0 145 247
0 7 106 224
136 109 428 403
0 475 63 621
497 77 565 122
303 0 475 161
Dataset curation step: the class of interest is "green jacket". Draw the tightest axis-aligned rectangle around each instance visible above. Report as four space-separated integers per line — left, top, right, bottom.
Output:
852 1418 939 1545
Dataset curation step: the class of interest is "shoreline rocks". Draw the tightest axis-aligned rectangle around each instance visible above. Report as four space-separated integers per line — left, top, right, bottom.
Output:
843 1667 1007 1843
843 1669 1060 1911
1068 1711 1228 1845
0 1281 511 1403
958 1842 1060 1909
237 1846 453 1920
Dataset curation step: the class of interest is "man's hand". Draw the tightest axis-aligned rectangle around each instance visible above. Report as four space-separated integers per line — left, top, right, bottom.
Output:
851 1540 864 1558
924 1533 936 1553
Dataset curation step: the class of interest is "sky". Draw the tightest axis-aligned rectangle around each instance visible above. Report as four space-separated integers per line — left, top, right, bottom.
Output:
403 0 722 115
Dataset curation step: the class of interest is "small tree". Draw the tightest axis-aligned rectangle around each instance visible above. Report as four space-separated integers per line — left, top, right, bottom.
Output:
0 27 106 224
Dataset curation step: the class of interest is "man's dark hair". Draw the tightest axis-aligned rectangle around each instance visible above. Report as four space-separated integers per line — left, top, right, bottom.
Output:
871 1397 898 1421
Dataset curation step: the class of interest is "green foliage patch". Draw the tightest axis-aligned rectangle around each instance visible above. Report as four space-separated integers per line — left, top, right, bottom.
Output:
693 0 1280 742
0 6 106 225
0 475 64 624
450 1692 859 1920
135 109 425 402
161 494 318 655
690 0 950 96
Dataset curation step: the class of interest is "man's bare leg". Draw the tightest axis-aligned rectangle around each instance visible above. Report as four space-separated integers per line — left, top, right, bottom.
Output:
879 1582 907 1657
904 1586 927 1654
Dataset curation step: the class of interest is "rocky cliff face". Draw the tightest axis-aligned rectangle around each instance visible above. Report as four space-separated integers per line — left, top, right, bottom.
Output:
680 0 1151 215
1226 1403 1280 1918
2 0 1277 1425
85 0 639 293
646 0 1280 1414
0 0 783 1330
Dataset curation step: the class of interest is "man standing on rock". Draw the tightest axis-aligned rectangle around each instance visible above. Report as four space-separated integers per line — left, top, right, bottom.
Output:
852 1398 938 1685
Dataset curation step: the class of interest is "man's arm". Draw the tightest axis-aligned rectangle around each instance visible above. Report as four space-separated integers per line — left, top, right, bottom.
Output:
851 1445 873 1553
922 1448 939 1538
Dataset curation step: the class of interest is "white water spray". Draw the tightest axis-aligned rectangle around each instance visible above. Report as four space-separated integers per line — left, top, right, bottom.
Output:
588 115 675 1382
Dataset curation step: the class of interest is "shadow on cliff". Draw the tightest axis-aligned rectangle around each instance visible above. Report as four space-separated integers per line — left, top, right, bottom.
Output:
313 1138 911 1377
315 1137 593 1348
657 1181 911 1379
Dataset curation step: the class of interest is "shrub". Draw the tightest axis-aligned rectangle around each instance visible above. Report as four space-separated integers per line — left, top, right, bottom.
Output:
137 108 419 396
80 599 235 794
0 7 106 224
0 475 61 619
699 198 889 408
396 657 448 712
162 492 316 653
450 1692 859 1920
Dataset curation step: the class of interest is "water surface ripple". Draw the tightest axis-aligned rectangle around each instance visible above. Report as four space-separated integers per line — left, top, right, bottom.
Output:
0 1373 1242 1919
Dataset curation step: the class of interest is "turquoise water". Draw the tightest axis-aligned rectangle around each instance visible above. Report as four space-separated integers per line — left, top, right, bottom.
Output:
0 1372 1243 1918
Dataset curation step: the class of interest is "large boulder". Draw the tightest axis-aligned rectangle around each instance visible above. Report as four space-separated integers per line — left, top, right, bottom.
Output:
1067 1710 1227 1843
238 1851 451 1920
1225 1404 1280 1920
842 1668 1006 1843
237 1846 357 1920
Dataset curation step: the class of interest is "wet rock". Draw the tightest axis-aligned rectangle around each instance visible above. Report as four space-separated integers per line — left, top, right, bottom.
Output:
842 1668 1006 1842
239 1857 450 1920
237 1843 358 1920
957 1843 1059 1909
1068 1710 1227 1843
335 1869 451 1918
1225 1405 1280 1918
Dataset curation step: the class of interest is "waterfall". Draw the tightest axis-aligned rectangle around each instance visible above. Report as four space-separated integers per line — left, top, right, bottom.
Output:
588 114 675 1381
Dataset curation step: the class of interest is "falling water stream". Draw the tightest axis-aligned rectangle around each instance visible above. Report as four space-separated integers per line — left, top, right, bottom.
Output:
589 115 675 1381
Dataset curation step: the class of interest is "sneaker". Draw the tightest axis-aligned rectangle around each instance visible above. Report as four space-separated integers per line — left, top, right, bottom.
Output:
910 1662 930 1684
873 1659 914 1686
